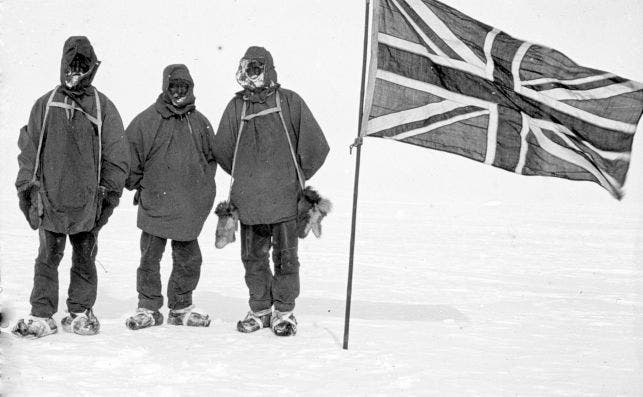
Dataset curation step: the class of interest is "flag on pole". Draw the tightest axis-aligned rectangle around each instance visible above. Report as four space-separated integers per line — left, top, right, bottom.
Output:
361 0 643 198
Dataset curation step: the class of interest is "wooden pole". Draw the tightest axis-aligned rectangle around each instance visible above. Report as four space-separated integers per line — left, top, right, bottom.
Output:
343 0 372 350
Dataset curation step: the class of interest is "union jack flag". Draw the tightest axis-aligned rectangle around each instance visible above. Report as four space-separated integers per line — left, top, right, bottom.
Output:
361 0 643 198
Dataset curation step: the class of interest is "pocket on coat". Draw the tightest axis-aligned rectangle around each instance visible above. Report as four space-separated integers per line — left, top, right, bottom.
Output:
139 188 174 218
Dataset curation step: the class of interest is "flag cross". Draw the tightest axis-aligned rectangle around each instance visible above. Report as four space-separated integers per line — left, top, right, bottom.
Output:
363 0 643 198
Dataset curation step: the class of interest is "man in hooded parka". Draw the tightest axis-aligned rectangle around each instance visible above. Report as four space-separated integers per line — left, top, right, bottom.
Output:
12 36 129 338
213 47 329 336
124 64 216 330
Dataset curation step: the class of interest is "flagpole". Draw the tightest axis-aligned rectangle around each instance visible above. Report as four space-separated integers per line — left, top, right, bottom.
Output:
343 0 371 350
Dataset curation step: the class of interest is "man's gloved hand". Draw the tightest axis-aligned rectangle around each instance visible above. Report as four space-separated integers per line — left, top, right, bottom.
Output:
17 184 31 223
92 186 120 233
17 181 43 230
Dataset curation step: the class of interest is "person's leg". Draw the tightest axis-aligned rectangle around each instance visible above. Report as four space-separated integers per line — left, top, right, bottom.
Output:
240 223 274 313
269 219 299 336
137 231 167 311
61 231 102 335
67 231 98 313
270 219 300 313
165 239 210 326
167 239 202 311
30 229 66 318
236 223 273 332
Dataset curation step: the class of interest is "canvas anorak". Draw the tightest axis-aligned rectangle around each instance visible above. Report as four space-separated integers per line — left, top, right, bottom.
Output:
16 36 129 235
126 64 217 241
213 47 329 225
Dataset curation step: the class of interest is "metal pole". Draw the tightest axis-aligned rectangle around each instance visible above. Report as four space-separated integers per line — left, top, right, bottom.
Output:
343 0 372 350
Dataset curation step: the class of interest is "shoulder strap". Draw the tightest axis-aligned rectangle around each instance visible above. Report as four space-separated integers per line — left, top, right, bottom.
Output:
94 88 102 185
275 90 305 191
32 87 103 185
48 100 101 125
31 86 59 183
227 92 305 197
242 106 280 121
228 100 248 199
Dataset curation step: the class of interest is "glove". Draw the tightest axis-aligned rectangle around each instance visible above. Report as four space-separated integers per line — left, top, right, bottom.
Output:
17 181 43 230
214 200 239 249
17 185 31 223
92 186 120 233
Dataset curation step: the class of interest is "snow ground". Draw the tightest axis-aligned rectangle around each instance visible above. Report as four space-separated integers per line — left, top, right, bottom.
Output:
1 196 642 396
1 1 643 396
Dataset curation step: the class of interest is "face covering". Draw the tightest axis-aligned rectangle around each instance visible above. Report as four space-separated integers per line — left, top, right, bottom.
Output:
168 80 190 107
236 58 266 91
64 54 92 89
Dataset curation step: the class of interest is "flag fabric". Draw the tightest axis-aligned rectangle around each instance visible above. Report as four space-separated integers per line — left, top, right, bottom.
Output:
361 0 643 198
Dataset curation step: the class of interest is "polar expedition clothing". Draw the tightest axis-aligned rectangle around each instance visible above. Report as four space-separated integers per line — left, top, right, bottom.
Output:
213 47 329 331
214 48 329 226
125 65 215 325
125 65 217 241
13 37 128 337
16 38 129 235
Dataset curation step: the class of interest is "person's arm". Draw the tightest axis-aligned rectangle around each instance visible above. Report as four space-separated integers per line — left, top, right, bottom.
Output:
213 98 240 175
16 97 47 190
198 113 218 173
92 96 129 232
124 114 146 192
100 97 129 195
289 92 329 180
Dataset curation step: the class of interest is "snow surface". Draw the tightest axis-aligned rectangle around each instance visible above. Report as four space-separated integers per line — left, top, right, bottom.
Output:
1 0 642 396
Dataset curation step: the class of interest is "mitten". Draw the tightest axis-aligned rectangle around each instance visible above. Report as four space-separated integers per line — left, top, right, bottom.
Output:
92 186 120 232
214 200 239 249
296 187 331 238
17 184 31 224
17 181 43 230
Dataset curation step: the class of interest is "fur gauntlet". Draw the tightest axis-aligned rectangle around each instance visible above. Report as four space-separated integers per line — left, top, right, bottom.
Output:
296 186 332 239
214 200 239 249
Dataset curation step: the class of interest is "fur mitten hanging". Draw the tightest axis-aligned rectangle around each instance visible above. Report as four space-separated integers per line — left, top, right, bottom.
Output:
214 200 239 248
296 186 332 239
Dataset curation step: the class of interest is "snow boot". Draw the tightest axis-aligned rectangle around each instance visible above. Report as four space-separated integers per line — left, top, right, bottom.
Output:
62 308 100 335
167 305 211 327
125 308 164 330
236 309 272 333
270 310 297 337
11 316 58 338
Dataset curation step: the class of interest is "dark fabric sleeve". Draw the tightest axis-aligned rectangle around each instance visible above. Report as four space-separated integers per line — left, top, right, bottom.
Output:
198 113 218 169
289 93 330 180
124 115 145 191
16 98 46 189
213 98 240 175
99 97 130 195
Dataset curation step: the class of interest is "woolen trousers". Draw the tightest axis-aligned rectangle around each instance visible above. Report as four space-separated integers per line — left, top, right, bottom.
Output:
240 219 300 313
30 229 98 318
137 231 202 311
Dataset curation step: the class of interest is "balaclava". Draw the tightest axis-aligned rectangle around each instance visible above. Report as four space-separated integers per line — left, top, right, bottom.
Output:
236 46 279 103
155 64 196 118
59 36 100 101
